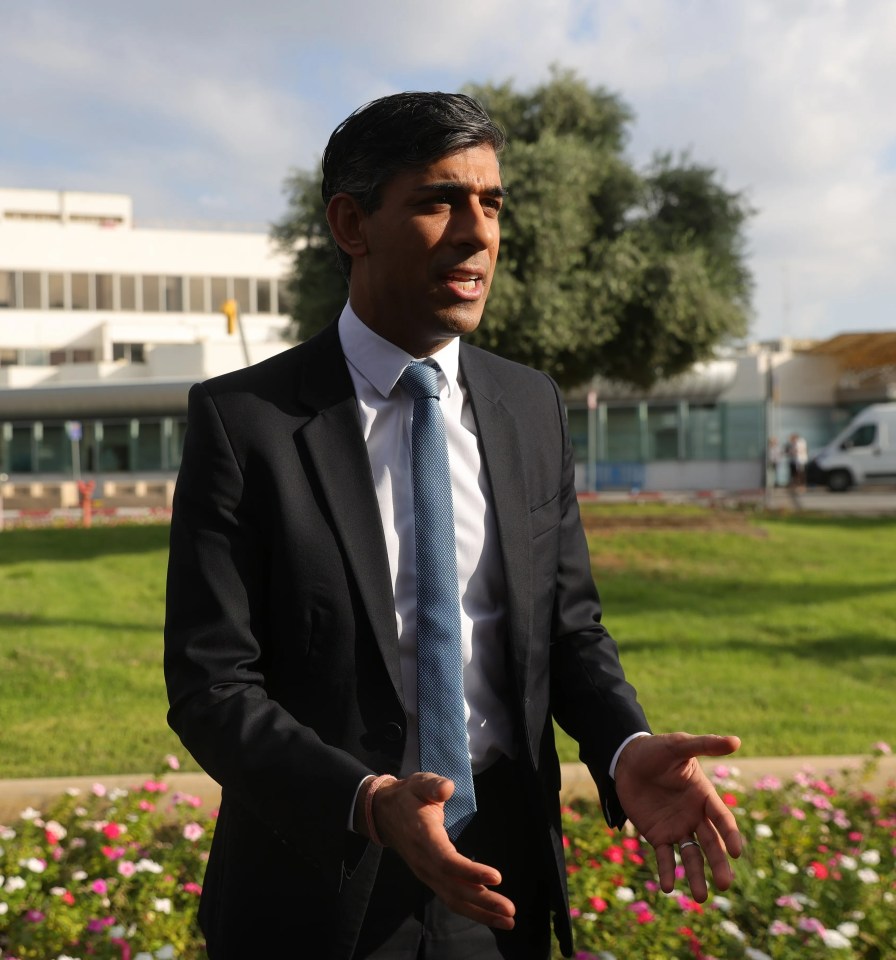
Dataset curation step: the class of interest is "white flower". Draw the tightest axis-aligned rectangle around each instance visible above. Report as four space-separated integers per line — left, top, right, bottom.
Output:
615 886 635 902
72 869 88 881
0 901 8 915
0 827 16 840
136 858 163 874
720 919 746 941
109 788 129 801
50 886 67 896
860 849 881 865
19 807 40 820
754 823 773 838
713 895 732 912
821 929 851 948
839 855 857 870
836 921 859 939
155 948 176 960
65 787 81 797
153 897 172 914
134 954 154 960
780 860 799 874
857 868 879 883
109 925 126 937
884 892 894 904
5 876 26 892
745 949 773 960
44 820 67 840
57 955 83 960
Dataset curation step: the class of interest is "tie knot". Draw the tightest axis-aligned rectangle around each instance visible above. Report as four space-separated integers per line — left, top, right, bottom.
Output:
400 360 441 400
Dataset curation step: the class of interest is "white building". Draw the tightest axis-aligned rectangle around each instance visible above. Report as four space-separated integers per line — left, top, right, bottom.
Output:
0 188 293 494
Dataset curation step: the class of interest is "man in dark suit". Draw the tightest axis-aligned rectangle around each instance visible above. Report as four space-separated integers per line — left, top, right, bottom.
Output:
164 92 742 960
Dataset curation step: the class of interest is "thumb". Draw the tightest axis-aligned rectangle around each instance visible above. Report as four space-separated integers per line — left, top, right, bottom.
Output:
685 734 741 757
408 772 456 804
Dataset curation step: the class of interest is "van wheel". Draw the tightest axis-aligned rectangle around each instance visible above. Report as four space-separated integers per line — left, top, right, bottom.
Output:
827 469 853 492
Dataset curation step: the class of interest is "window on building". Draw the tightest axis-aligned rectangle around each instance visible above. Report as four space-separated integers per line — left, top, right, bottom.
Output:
210 277 229 312
135 421 163 470
687 405 722 460
142 275 161 312
96 274 114 310
606 406 642 461
275 280 287 314
98 422 131 471
20 348 50 366
164 276 183 312
256 279 272 313
0 271 13 308
36 423 70 472
188 276 206 313
22 272 42 309
112 342 146 363
120 275 137 311
72 349 94 363
233 277 251 313
71 273 90 310
647 406 680 460
48 273 65 309
724 403 764 459
8 425 33 472
0 348 17 366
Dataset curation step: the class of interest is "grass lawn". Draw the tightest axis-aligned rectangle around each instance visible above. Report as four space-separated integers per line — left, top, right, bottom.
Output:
1 505 894 778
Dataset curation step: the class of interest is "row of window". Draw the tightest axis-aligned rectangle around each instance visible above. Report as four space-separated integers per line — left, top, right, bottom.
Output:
0 270 287 315
0 343 146 368
1 418 186 474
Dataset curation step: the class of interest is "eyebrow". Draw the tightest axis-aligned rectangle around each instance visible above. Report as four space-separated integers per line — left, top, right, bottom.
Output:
414 182 509 199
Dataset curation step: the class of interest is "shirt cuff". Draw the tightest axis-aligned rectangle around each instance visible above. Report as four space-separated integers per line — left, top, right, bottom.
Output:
348 775 375 832
609 732 651 779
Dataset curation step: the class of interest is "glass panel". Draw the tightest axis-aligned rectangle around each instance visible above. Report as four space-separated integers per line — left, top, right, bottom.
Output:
168 417 187 470
135 421 163 470
188 276 206 312
724 403 764 459
844 424 876 448
71 273 90 309
0 348 17 366
120 275 137 311
142 275 160 312
9 425 33 472
646 406 679 460
72 349 94 363
605 406 641 461
47 273 65 308
164 276 183 312
0 271 13 307
98 422 131 471
23 272 42 309
96 274 114 310
20 348 50 365
36 423 70 472
256 278 271 313
275 280 288 314
567 408 588 462
210 277 228 312
233 277 251 312
50 349 67 365
687 406 722 460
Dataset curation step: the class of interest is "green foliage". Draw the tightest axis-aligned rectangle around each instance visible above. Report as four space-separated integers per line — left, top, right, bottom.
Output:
272 68 753 388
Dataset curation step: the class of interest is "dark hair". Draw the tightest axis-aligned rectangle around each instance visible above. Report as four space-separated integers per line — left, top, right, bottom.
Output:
322 91 505 276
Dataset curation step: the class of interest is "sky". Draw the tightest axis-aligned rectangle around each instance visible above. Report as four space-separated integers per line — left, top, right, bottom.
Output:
2 0 895 343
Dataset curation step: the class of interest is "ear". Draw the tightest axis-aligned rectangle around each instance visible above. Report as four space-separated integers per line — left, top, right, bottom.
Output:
326 193 369 260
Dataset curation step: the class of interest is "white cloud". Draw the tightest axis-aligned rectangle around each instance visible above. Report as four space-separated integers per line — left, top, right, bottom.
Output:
1 0 894 339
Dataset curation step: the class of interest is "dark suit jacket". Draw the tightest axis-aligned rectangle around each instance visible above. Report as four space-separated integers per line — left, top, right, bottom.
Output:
164 322 649 959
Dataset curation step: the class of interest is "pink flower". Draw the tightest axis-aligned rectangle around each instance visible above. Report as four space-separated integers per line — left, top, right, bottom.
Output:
165 754 181 770
91 783 107 797
721 792 738 807
808 860 829 880
770 920 795 935
118 861 136 877
142 780 168 793
677 895 704 914
102 823 123 840
25 910 45 923
589 896 608 912
872 741 892 755
62 890 75 905
798 916 826 934
91 879 108 895
604 845 624 863
755 775 782 790
139 800 155 812
183 881 203 895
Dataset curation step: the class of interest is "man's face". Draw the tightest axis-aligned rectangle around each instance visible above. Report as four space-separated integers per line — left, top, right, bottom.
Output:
347 144 504 357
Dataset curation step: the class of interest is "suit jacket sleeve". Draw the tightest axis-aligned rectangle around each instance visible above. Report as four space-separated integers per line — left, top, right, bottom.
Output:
163 380 372 881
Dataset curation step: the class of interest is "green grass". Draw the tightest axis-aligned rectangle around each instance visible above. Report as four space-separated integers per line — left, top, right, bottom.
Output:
1 506 894 778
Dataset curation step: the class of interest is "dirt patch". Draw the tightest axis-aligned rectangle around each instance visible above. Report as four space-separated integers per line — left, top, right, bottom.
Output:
580 506 767 537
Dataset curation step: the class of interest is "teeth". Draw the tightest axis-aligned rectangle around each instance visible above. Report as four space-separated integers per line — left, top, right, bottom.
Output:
456 279 477 291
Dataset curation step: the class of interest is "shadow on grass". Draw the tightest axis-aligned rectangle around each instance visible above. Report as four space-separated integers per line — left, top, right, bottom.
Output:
0 524 170 565
0 612 161 632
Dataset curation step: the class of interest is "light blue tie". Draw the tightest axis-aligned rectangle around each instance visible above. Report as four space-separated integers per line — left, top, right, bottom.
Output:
400 360 476 841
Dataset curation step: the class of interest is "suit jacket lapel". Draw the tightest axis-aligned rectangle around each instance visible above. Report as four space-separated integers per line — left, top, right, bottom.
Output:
459 345 532 697
293 324 404 703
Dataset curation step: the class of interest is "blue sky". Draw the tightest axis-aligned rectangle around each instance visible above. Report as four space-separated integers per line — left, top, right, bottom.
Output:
2 0 895 343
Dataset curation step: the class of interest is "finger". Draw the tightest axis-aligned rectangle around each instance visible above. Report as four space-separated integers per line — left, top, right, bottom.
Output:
703 792 743 859
654 842 677 894
676 734 741 759
678 838 709 902
440 884 516 929
694 822 734 893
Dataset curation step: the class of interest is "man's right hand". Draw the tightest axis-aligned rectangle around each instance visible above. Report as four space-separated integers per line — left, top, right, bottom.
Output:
356 773 516 930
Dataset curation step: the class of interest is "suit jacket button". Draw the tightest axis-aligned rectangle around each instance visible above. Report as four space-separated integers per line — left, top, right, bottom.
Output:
383 722 404 742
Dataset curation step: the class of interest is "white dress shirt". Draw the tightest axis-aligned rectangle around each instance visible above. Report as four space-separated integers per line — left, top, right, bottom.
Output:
338 303 515 777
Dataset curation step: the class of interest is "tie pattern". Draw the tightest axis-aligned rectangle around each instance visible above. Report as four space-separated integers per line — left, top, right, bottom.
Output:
399 360 476 840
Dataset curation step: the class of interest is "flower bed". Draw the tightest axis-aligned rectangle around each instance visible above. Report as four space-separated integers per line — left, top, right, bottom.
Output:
0 748 893 959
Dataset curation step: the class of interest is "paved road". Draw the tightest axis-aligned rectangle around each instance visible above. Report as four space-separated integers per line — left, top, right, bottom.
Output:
765 487 896 514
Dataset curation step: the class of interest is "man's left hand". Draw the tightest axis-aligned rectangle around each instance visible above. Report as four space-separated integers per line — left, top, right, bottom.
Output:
613 732 743 902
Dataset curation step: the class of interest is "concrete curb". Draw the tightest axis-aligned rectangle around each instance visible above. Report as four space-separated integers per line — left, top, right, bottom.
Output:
1 756 893 823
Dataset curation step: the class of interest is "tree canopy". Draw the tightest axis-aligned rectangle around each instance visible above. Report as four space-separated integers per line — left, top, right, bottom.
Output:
272 69 753 389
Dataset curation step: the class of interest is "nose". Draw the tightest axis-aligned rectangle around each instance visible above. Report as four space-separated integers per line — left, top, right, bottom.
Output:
450 197 497 251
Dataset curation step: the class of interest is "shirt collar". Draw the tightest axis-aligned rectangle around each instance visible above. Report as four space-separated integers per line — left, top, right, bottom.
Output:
338 302 460 399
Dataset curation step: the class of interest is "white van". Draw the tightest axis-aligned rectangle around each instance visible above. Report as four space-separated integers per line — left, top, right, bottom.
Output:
811 403 896 492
